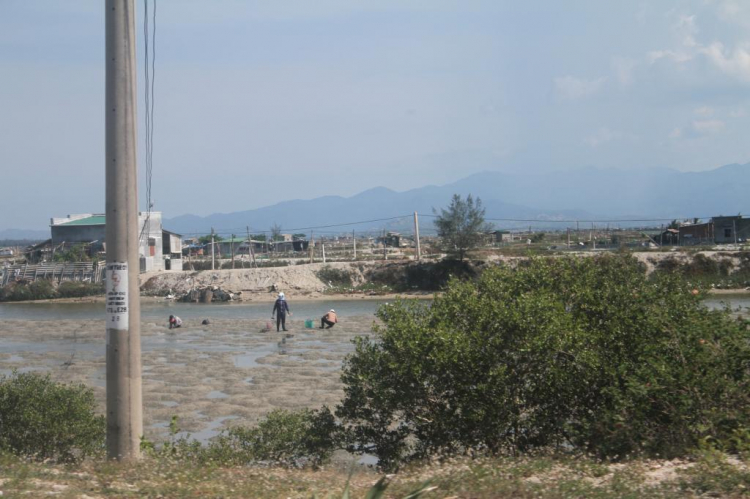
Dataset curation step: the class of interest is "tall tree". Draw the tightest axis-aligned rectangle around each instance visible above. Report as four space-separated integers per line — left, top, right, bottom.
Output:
433 194 489 261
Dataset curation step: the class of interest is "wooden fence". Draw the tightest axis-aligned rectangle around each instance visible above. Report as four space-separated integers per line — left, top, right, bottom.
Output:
0 262 104 286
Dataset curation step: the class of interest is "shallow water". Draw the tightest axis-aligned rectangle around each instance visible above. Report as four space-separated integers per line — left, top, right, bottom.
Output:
0 294 745 443
0 298 394 322
0 298 398 442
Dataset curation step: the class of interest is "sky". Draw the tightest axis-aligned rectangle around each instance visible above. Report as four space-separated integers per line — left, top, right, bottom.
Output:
1 0 750 230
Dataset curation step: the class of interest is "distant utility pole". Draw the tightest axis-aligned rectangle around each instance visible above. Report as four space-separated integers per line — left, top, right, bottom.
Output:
105 0 142 461
322 244 326 263
211 227 215 270
414 211 421 261
230 234 235 269
246 226 257 268
567 227 570 248
382 229 387 260
309 231 314 264
352 230 356 261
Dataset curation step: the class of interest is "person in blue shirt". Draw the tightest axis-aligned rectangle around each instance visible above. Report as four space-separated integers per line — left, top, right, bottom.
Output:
271 292 292 332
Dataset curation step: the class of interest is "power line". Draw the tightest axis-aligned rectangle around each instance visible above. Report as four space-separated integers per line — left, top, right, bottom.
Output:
420 214 718 224
139 0 157 243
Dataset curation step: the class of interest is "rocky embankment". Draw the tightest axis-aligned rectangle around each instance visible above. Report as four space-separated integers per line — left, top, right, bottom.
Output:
140 262 370 302
139 251 750 302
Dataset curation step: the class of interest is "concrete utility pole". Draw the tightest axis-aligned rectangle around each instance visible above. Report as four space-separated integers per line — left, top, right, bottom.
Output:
414 211 421 261
105 0 142 461
352 230 356 260
211 227 215 270
322 244 326 263
309 231 314 264
246 226 257 268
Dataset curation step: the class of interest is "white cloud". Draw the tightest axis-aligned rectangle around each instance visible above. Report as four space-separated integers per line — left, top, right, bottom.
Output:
553 76 606 100
669 119 726 139
647 49 692 64
692 119 725 134
730 108 747 118
707 0 750 29
675 14 699 48
611 57 638 86
694 106 714 116
700 42 750 82
585 127 621 147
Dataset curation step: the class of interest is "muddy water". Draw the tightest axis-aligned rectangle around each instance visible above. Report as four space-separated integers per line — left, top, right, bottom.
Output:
0 299 398 441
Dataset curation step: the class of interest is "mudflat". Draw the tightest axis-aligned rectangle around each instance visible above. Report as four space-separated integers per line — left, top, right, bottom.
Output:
0 314 379 441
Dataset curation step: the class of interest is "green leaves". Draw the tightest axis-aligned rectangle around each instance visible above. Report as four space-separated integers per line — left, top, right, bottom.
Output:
433 194 490 261
0 372 105 462
337 254 750 468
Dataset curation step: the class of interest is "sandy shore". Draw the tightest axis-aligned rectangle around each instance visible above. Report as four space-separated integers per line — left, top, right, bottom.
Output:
0 314 382 441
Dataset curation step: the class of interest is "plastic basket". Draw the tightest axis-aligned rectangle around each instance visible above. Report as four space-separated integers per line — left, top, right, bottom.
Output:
305 319 314 329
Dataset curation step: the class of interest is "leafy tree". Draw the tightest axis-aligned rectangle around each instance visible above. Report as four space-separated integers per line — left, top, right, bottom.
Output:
198 233 223 245
530 232 545 243
667 219 680 229
270 223 283 242
337 254 750 469
433 194 489 261
292 233 307 241
53 244 91 262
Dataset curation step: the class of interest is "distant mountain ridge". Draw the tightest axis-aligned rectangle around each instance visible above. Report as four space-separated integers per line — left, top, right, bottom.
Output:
163 163 750 236
0 228 49 242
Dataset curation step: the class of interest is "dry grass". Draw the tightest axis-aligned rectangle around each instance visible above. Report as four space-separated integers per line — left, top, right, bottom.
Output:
1 452 748 498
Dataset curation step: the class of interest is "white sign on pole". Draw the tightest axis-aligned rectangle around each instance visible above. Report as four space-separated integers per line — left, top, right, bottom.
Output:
105 262 129 330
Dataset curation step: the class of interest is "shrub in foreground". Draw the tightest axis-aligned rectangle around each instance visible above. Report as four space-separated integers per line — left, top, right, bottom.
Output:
144 408 338 468
0 372 105 462
337 254 750 469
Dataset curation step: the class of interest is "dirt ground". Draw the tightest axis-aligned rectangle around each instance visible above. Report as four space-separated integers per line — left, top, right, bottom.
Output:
0 313 379 441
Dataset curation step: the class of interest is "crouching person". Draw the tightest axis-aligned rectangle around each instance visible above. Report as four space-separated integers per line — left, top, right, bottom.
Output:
320 309 337 329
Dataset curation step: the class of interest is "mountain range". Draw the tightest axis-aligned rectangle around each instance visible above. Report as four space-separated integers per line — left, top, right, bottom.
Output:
163 163 750 237
2 163 747 242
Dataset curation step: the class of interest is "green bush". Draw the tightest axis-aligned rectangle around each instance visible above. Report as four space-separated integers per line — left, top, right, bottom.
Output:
317 266 353 287
366 260 481 292
0 372 105 462
144 408 338 468
337 254 750 469
57 281 104 298
211 408 338 468
0 279 57 302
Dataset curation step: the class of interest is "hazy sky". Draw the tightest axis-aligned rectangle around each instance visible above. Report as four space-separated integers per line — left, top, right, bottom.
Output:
2 1 750 230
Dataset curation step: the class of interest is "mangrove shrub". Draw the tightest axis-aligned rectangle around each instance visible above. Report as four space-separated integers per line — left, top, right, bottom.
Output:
337 255 750 468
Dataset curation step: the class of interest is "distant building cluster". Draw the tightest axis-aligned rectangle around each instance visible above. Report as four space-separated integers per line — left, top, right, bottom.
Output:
659 215 750 246
33 212 183 271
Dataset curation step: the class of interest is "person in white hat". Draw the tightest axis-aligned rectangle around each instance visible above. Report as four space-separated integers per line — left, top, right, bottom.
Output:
320 309 338 329
271 292 291 332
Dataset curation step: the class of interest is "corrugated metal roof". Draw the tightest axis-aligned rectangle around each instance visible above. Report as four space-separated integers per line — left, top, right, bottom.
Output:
60 216 106 226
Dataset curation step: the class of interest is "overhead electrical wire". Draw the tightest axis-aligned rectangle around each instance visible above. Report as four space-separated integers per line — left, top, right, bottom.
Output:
139 0 157 243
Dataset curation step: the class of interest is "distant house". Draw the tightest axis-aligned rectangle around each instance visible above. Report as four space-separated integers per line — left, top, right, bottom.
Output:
678 222 714 245
490 230 512 243
658 228 680 246
216 236 247 257
50 212 182 271
378 232 403 248
713 215 750 244
162 230 183 270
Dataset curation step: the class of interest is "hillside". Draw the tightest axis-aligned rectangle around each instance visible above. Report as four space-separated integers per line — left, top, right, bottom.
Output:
163 163 750 235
